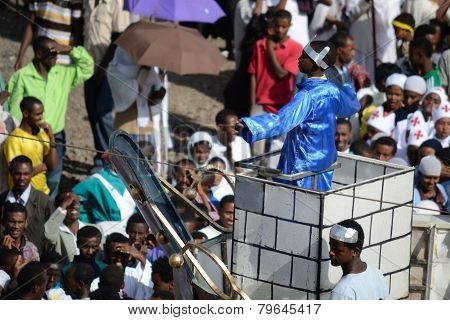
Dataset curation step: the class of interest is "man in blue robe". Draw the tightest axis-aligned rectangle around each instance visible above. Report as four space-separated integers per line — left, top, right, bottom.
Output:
238 41 360 191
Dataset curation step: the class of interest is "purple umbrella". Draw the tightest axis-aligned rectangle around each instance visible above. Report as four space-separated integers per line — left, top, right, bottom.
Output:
124 0 225 23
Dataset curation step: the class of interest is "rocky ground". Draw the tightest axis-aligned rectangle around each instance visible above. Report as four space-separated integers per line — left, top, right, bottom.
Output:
0 3 235 190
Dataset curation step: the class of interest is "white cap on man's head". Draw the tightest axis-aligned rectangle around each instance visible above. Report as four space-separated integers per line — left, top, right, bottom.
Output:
385 73 407 90
404 75 427 95
418 155 442 177
421 87 448 109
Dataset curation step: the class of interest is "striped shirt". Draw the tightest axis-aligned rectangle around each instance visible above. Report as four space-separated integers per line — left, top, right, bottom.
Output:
29 0 83 64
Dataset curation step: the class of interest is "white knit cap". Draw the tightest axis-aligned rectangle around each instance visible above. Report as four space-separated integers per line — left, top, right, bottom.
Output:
432 101 450 122
418 155 442 176
385 73 407 89
421 87 448 109
408 127 429 147
367 106 396 135
407 110 427 131
404 75 427 95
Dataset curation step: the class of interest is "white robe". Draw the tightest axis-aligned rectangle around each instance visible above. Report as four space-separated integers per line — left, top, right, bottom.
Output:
346 0 401 79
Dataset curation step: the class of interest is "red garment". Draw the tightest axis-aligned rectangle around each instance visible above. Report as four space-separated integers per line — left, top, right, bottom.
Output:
248 37 303 114
348 61 371 91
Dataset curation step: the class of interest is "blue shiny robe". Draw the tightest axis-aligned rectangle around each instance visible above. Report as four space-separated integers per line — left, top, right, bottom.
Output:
241 78 360 191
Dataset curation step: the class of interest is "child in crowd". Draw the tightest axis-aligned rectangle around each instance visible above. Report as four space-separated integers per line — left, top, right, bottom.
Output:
372 136 397 162
187 131 214 169
239 40 359 191
365 73 406 142
350 140 373 158
208 157 234 209
212 109 251 171
151 257 174 294
199 195 235 240
358 63 402 131
431 101 450 147
418 139 443 161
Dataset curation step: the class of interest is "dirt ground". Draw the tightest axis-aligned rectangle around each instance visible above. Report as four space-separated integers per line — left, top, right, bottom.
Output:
0 3 235 189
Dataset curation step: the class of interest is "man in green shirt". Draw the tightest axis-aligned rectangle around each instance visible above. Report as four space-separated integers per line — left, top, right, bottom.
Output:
409 38 441 89
7 36 94 197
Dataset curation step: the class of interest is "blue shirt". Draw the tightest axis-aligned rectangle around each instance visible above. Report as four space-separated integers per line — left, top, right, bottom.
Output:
241 78 360 191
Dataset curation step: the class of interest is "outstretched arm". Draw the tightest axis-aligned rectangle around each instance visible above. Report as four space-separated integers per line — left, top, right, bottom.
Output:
240 90 312 143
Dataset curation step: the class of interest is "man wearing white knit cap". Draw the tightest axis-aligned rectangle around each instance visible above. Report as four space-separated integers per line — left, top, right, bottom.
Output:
420 87 448 123
383 73 407 116
407 127 429 166
329 219 389 300
366 106 396 144
401 76 427 118
393 75 427 160
431 101 450 148
413 156 448 211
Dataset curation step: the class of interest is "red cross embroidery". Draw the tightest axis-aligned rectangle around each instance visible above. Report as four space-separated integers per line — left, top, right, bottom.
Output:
414 130 423 140
443 104 450 112
411 117 421 127
372 111 379 119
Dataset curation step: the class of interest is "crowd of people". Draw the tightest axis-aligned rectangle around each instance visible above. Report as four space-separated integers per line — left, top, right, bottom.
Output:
0 0 450 300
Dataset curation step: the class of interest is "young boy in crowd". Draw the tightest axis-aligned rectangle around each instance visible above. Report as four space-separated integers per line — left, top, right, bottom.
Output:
126 214 164 264
335 118 352 154
101 233 153 300
212 109 251 171
63 225 106 278
208 157 234 209
199 195 235 239
63 263 95 300
151 257 174 294
15 262 48 300
248 9 303 155
329 220 389 300
350 140 373 158
172 158 196 194
372 136 397 162
239 40 359 191
409 38 442 89
41 251 71 300
0 248 21 297
392 13 415 59
90 265 124 300
1 203 39 262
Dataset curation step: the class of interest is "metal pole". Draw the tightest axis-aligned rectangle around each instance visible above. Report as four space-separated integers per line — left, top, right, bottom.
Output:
371 0 377 74
424 225 436 300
